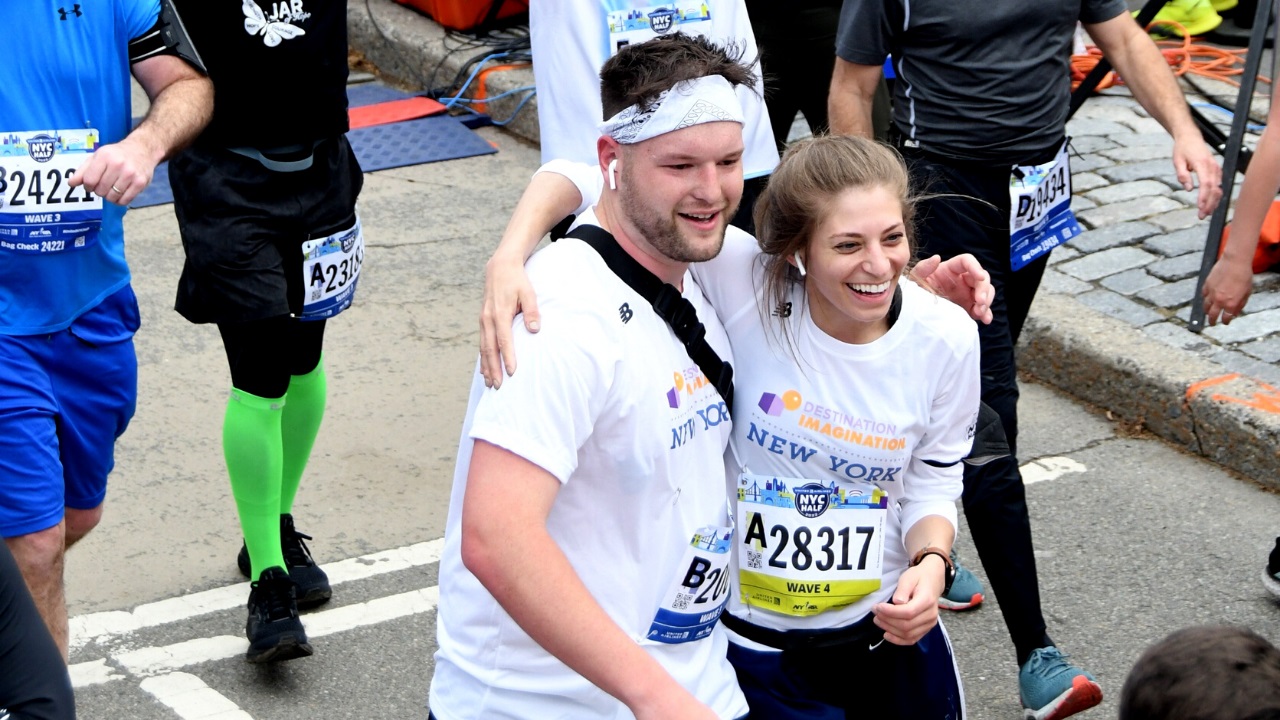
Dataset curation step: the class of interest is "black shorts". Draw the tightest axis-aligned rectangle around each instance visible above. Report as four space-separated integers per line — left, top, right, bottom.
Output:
170 135 364 324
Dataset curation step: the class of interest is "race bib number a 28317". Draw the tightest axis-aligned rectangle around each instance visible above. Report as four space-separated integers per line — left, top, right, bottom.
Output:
0 129 102 255
736 474 887 617
646 524 733 644
299 214 363 321
1009 139 1081 271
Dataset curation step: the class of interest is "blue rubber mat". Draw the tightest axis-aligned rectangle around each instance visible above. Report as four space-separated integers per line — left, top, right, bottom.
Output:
346 82 414 107
130 84 495 209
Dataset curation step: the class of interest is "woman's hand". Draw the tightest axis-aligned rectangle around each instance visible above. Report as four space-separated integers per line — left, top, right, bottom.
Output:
871 555 946 645
911 253 994 324
480 252 540 389
1202 255 1254 326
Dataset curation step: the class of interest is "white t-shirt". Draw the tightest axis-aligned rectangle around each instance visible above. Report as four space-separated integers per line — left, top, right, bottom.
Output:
430 211 749 720
530 0 780 180
692 232 981 635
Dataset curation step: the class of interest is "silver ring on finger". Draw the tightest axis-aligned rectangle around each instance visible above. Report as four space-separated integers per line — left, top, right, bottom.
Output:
110 184 123 194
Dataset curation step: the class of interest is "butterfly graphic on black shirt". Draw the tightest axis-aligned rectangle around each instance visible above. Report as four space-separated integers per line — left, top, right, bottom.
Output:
242 0 305 47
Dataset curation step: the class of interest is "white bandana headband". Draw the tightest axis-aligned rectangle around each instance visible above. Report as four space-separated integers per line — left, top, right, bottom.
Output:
598 74 745 145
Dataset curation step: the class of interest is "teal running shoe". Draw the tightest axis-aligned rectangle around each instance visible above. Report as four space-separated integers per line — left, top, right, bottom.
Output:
937 550 984 611
1019 647 1103 720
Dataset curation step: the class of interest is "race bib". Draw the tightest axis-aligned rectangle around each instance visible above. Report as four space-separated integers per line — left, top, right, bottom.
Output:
736 474 887 617
646 524 733 644
1009 139 1081 271
300 214 363 320
606 3 713 55
0 129 102 255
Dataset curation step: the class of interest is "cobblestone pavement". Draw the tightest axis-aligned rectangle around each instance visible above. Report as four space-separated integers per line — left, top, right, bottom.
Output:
1051 88 1280 387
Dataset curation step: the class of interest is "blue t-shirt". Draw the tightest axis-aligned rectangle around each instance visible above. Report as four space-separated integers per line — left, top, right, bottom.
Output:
0 0 159 335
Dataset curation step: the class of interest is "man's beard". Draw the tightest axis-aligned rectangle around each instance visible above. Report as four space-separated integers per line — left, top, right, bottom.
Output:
618 182 736 264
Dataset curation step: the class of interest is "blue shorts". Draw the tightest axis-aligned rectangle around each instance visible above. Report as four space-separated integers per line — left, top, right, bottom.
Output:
727 621 964 719
0 286 140 537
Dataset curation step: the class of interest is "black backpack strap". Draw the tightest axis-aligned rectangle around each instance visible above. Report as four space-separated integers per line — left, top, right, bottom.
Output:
566 224 735 410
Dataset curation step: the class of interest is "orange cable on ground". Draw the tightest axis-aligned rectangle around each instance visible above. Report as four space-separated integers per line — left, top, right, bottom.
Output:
472 62 532 114
1071 19 1272 92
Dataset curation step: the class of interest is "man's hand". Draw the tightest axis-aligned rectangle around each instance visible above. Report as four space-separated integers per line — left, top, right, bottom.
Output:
1173 133 1223 219
911 253 994 324
68 136 161 207
1202 255 1253 326
76 53 212 208
480 254 540 389
871 556 945 645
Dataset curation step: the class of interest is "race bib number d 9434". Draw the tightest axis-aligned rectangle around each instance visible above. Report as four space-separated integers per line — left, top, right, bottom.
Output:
737 474 887 617
1009 139 1081 271
0 129 102 255
300 214 363 320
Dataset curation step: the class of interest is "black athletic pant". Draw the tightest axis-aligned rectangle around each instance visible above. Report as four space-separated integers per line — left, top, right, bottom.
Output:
218 316 326 399
0 543 74 720
899 143 1056 667
746 0 842 148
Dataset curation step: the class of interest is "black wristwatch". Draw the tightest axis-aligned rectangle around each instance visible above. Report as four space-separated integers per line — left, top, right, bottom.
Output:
911 546 956 595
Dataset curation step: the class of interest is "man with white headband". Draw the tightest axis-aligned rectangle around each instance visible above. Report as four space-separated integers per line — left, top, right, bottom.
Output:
428 34 752 720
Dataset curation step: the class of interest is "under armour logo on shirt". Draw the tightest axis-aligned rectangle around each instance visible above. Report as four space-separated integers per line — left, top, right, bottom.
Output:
619 303 633 324
58 4 82 19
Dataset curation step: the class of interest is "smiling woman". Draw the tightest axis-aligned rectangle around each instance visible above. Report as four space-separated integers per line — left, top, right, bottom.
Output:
690 133 980 718
753 135 918 347
803 185 911 344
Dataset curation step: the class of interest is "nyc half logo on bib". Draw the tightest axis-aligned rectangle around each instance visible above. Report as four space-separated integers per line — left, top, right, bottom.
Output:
606 2 713 55
647 524 733 644
737 473 887 617
1009 139 1081 271
0 129 103 255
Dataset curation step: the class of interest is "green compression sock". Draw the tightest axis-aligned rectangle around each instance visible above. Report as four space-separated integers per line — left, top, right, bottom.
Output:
280 358 327 514
223 388 286 579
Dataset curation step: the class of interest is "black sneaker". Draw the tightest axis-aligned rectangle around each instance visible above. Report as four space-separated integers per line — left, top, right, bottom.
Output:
1264 536 1280 598
237 514 332 609
245 567 313 663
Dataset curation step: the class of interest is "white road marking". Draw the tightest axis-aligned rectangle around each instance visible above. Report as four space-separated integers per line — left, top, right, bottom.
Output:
97 586 443 680
68 658 124 688
1020 456 1088 485
307 586 439 638
70 537 447 718
71 538 445 651
116 636 248 678
139 672 254 720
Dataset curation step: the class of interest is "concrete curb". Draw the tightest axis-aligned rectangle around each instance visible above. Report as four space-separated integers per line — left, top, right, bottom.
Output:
347 0 540 145
348 6 1280 491
1021 293 1280 492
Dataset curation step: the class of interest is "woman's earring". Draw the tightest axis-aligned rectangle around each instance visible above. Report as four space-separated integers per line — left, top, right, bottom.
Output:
608 159 618 191
794 254 807 277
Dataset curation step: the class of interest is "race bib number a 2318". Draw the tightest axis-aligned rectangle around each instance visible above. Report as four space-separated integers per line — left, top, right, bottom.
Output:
0 129 103 255
299 214 364 321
